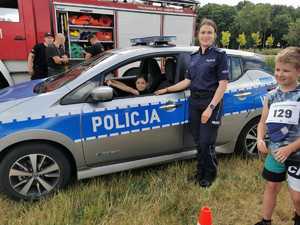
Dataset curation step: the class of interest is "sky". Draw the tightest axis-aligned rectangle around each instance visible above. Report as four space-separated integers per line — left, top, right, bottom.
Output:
199 0 300 8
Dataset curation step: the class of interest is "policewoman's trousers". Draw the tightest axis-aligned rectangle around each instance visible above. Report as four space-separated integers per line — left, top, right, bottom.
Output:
189 93 222 181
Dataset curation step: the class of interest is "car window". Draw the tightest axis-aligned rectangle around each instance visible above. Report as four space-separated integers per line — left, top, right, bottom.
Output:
0 0 19 22
231 57 242 81
103 55 177 98
0 73 9 89
62 53 182 104
61 76 100 105
34 52 113 94
243 57 273 74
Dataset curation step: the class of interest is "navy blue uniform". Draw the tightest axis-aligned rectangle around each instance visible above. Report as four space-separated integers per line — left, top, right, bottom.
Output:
186 46 229 185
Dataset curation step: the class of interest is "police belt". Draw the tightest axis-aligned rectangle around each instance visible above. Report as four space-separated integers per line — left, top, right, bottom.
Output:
191 90 215 99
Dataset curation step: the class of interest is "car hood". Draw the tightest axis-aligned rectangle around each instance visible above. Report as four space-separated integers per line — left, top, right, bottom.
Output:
0 80 41 113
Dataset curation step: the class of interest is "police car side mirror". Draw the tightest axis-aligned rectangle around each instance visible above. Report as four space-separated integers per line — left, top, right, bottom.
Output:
90 86 113 102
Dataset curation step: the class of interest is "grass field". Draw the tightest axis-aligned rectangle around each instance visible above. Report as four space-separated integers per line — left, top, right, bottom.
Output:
0 155 293 225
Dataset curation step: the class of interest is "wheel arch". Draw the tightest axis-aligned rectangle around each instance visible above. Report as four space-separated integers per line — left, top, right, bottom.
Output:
0 130 85 180
0 139 78 180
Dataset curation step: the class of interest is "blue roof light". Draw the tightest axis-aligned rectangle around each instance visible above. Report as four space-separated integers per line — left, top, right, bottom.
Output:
130 36 176 47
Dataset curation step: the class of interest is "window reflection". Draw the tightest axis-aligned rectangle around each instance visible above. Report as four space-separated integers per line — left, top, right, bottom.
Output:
0 0 20 22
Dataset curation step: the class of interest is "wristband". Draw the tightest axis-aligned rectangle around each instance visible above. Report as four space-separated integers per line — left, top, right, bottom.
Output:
257 139 265 144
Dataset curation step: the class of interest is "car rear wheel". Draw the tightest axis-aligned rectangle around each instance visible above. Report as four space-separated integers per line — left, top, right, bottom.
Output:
235 118 260 157
0 143 72 201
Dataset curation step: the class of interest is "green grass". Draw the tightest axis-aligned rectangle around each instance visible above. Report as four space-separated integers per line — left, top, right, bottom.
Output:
0 156 293 225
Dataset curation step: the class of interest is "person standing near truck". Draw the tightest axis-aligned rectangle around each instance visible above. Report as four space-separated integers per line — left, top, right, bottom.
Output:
27 32 54 80
47 33 69 76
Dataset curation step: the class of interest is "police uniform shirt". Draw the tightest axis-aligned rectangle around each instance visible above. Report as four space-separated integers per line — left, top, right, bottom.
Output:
31 43 48 79
85 42 104 57
186 46 229 92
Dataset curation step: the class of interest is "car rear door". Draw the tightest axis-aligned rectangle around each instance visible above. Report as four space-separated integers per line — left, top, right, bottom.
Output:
217 55 258 147
183 55 257 150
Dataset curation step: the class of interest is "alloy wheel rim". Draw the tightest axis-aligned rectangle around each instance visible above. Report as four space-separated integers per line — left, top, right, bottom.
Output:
9 154 61 198
244 124 259 155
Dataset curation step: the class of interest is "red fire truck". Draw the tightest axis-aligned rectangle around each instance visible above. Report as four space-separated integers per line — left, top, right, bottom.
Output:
0 0 197 86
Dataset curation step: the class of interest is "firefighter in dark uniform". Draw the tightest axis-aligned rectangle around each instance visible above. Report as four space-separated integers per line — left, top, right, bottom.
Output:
155 19 229 187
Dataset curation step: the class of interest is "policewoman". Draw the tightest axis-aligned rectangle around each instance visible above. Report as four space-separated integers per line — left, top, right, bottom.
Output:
155 19 229 187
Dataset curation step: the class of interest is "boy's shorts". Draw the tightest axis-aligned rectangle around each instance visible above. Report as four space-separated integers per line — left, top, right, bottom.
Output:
263 154 300 192
263 154 286 182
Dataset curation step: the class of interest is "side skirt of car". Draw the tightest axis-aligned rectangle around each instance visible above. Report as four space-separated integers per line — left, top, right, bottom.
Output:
77 149 198 180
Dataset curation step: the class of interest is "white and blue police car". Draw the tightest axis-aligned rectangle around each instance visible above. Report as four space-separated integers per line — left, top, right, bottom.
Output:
0 37 276 200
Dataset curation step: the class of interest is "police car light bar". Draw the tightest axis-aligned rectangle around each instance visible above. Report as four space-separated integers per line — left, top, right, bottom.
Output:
130 36 176 47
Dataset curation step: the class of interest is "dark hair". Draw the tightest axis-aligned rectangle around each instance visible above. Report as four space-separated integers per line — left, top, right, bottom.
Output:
136 74 147 82
87 33 97 42
198 18 217 33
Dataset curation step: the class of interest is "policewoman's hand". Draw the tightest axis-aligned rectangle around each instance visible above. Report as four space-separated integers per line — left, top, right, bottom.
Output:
201 107 212 124
275 146 292 163
257 140 268 154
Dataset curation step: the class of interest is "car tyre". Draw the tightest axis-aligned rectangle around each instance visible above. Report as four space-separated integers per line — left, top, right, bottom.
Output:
235 117 260 157
0 143 72 201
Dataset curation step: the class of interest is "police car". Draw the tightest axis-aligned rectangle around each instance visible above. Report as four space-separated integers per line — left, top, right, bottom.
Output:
0 37 276 200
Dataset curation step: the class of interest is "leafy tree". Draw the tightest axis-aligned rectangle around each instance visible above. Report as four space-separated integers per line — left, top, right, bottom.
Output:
221 31 231 48
270 14 292 47
236 0 253 10
233 3 272 47
236 33 247 49
283 19 300 46
195 2 296 49
251 32 261 49
265 34 274 48
197 3 237 46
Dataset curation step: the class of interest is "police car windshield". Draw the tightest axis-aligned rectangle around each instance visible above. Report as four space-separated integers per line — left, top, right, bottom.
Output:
34 52 114 94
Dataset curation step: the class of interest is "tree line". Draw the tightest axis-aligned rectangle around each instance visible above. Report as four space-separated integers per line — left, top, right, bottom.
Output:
197 0 300 48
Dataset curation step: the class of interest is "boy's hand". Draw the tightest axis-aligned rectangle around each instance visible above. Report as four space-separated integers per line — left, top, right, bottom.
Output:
275 146 292 163
257 139 268 154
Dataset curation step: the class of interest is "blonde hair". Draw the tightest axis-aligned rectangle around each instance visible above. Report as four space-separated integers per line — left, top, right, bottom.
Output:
276 47 300 69
55 33 66 44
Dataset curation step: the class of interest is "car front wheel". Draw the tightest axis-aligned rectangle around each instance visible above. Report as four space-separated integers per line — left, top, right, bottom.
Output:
0 143 72 201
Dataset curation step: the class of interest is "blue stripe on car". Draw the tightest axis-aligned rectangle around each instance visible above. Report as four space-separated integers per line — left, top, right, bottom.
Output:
0 85 271 142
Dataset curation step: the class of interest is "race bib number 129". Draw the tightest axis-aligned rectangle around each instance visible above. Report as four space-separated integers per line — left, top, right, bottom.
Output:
266 101 300 125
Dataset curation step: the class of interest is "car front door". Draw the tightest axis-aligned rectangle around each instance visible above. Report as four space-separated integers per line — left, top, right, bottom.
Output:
81 93 186 165
79 55 186 166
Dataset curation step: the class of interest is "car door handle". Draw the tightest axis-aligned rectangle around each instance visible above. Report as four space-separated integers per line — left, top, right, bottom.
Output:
14 35 26 41
234 92 252 97
159 103 181 110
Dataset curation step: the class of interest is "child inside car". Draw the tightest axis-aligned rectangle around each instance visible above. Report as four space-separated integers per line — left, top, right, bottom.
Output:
106 76 149 96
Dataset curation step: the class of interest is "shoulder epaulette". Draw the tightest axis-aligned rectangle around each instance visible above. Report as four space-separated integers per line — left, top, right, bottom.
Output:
191 50 198 56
